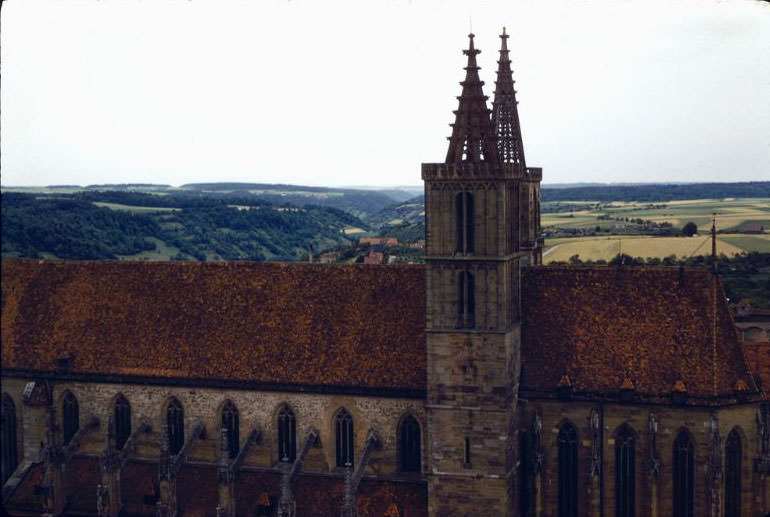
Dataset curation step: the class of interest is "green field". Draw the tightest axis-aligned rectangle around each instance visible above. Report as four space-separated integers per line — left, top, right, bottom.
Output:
544 233 769 263
93 202 178 213
542 198 770 232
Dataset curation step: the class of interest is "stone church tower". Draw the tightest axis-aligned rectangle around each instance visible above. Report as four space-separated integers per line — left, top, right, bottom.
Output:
421 31 541 516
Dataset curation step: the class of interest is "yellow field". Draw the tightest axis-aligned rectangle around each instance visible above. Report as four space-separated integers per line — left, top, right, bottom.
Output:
543 235 749 263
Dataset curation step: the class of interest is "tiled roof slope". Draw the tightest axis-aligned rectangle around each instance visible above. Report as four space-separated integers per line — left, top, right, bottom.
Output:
521 267 759 403
1 260 426 392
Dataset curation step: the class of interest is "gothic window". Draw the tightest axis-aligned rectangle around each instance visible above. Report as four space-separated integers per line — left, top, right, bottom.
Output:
615 424 635 517
222 400 239 459
673 430 694 517
725 429 742 517
519 431 534 517
278 404 296 463
558 422 578 517
114 395 131 451
455 192 474 254
399 414 421 473
167 398 184 455
2 394 18 484
62 390 79 446
335 408 354 468
457 271 475 329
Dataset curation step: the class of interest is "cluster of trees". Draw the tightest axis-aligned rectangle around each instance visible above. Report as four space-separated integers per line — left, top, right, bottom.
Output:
1 193 363 262
559 252 770 308
541 182 770 202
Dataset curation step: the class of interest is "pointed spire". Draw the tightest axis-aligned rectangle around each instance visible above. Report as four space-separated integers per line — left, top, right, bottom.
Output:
445 34 499 164
492 27 527 167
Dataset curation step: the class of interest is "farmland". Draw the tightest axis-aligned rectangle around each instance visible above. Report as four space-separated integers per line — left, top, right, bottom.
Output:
542 198 770 263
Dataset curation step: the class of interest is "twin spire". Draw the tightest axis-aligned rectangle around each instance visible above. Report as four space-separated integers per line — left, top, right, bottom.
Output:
446 29 527 168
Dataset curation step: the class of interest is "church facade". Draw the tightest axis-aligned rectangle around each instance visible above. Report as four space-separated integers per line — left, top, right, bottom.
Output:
3 32 770 517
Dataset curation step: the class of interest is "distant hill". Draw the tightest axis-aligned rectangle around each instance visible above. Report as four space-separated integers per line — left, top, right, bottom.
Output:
540 182 770 202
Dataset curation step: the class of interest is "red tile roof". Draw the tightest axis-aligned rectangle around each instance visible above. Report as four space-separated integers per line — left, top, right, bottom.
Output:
521 267 759 403
1 260 426 393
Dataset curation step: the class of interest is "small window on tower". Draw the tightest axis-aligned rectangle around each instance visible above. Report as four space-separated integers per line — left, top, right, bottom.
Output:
455 192 474 254
62 390 79 446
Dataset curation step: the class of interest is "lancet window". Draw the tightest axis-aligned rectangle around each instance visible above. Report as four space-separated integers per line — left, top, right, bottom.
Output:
455 191 474 254
2 394 18 484
167 398 184 455
519 431 534 517
335 408 354 468
673 430 694 517
222 400 239 459
399 414 421 473
725 429 742 517
278 404 296 463
457 271 475 329
114 394 131 451
615 424 635 517
62 390 79 446
558 422 578 517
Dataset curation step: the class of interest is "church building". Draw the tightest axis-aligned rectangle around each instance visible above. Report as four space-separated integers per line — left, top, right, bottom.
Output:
3 31 769 517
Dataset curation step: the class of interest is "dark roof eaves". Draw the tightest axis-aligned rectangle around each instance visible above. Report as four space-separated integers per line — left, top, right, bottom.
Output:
1 368 427 400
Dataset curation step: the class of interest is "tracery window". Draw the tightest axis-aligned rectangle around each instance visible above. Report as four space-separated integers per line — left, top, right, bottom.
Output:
335 408 354 468
167 398 184 455
2 394 18 484
62 390 79 446
558 422 578 517
615 424 635 517
455 191 474 254
457 271 475 329
673 430 694 517
399 414 421 473
222 400 239 459
278 404 296 463
114 394 131 451
725 429 742 517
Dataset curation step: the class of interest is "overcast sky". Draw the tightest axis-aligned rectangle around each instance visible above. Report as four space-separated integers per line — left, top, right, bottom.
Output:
1 0 769 187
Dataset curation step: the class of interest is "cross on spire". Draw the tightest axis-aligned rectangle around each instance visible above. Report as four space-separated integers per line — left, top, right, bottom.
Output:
445 34 499 164
492 27 527 167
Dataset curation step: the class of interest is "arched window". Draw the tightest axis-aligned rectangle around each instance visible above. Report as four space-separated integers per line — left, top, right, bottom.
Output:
725 429 742 517
335 408 354 468
673 430 694 517
114 395 131 451
399 414 421 473
519 431 534 517
455 191 474 254
278 404 296 463
222 400 239 459
62 390 79 446
2 394 18 484
558 422 578 517
457 271 475 329
615 424 635 517
167 398 184 455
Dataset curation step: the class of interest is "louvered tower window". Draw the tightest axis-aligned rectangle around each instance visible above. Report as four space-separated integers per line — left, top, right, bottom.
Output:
673 430 694 517
114 395 131 451
455 192 474 253
2 394 18 484
558 422 578 517
615 424 635 517
167 398 184 455
222 400 239 459
399 414 421 473
725 429 742 517
278 404 296 463
335 408 354 468
62 390 79 446
457 271 475 329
